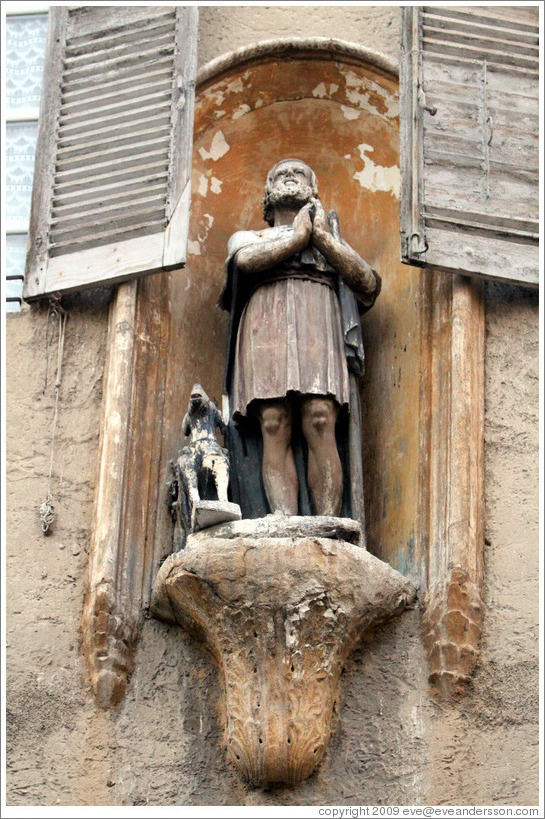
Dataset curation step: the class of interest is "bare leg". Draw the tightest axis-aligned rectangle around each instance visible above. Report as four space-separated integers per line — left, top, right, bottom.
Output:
301 396 342 516
258 400 298 515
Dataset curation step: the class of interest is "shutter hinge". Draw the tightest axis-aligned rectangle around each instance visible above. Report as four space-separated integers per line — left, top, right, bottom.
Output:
410 231 429 256
418 85 437 117
176 75 186 110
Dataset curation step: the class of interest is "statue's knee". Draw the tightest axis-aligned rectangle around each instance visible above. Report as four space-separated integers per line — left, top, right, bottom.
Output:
303 399 336 434
259 403 290 437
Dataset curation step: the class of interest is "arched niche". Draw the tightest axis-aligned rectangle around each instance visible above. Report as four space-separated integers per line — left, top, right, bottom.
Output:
171 41 422 574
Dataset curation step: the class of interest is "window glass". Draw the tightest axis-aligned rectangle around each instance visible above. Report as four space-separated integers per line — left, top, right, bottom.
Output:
5 13 48 110
5 121 38 228
6 280 25 308
6 234 28 278
6 233 27 309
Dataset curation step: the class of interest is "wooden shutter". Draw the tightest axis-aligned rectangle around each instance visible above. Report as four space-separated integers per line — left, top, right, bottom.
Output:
24 6 197 300
400 6 538 287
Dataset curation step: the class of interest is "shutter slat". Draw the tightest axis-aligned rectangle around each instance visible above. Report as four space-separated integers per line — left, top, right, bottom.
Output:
60 56 174 94
57 126 170 159
63 31 175 71
52 183 165 215
425 152 538 185
422 11 538 45
421 50 538 79
424 170 538 219
423 82 538 116
423 99 538 145
55 137 169 172
52 175 168 208
60 76 173 116
64 16 175 57
51 193 165 227
62 67 172 101
422 36 538 72
58 112 171 147
423 215 537 242
422 24 538 58
425 132 538 172
423 96 539 132
57 102 172 140
54 148 169 183
58 89 172 127
50 206 166 242
422 56 537 99
423 205 537 235
49 220 165 257
422 5 538 34
62 45 175 83
65 5 174 39
61 68 172 106
423 225 538 287
52 160 170 196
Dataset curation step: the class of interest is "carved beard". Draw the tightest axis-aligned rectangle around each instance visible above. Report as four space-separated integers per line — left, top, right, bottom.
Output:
268 181 314 211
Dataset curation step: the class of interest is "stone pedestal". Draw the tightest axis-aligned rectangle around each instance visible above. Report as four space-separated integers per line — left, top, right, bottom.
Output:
152 517 415 787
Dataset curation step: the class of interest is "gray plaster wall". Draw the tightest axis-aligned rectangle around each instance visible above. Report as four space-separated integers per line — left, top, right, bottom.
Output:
5 6 539 808
196 5 400 69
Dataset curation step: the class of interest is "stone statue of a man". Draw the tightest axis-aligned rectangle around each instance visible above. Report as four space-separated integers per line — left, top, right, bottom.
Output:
221 159 381 520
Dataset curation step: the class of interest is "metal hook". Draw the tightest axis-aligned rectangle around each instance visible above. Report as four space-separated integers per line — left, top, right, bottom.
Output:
411 232 429 255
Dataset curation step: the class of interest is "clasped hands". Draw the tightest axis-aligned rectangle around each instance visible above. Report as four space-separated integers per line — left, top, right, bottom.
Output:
292 197 333 252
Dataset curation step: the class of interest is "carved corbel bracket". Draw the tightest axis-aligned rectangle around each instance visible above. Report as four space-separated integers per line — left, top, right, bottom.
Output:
152 518 416 787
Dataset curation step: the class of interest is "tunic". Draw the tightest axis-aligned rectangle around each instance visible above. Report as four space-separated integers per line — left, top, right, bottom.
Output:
220 223 375 522
232 274 350 417
223 225 355 419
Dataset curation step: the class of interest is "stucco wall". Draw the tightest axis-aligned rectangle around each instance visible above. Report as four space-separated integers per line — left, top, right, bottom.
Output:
196 5 400 69
5 6 539 808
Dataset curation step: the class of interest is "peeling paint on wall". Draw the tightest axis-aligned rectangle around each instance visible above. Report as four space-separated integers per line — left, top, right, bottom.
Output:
210 177 223 194
313 82 340 97
341 68 399 120
232 103 252 120
198 213 215 244
226 76 245 94
198 131 230 162
197 175 223 196
312 82 328 98
341 105 360 121
353 143 400 197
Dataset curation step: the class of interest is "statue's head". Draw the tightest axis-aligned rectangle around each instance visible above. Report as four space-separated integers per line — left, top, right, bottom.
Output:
188 383 209 411
262 159 319 225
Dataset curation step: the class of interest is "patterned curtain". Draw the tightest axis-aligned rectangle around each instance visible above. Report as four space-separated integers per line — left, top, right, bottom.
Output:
5 13 48 110
5 13 48 310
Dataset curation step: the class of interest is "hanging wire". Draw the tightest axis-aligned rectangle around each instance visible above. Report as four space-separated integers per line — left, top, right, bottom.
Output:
40 298 67 535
